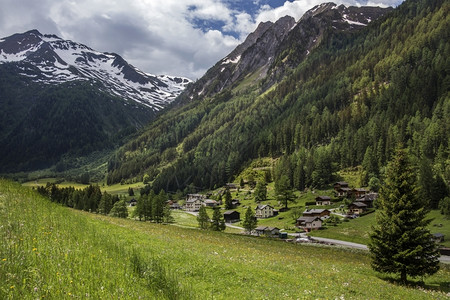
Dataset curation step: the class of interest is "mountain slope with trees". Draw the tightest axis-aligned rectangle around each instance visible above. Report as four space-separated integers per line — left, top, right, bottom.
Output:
108 0 449 203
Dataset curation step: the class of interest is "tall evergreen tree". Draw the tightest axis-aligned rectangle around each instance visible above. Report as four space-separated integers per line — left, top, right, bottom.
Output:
242 206 257 233
368 148 440 283
197 206 209 230
211 207 225 231
275 175 295 210
224 188 233 210
254 181 267 203
109 198 129 218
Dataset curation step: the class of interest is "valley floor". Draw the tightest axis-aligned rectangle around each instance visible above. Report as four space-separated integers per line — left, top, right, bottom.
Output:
2 180 450 299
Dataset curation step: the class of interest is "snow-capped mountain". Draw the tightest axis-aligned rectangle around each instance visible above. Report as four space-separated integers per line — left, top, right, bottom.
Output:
0 30 191 110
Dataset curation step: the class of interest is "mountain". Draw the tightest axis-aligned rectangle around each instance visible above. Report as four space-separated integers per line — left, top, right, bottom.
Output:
181 3 391 101
0 30 191 173
0 30 191 109
107 0 449 195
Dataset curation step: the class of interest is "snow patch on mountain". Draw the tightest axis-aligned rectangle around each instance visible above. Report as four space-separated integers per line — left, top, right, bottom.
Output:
0 30 192 110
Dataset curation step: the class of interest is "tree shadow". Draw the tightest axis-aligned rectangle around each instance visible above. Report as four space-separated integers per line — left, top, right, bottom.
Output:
376 267 450 294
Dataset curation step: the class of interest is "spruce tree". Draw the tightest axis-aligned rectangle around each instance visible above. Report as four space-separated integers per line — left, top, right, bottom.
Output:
197 206 209 229
368 148 440 283
224 189 233 209
275 175 295 209
254 181 267 202
242 206 257 233
211 207 225 231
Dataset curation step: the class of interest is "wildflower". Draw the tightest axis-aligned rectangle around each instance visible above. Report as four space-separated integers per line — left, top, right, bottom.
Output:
33 248 37 251
2 258 6 261
10 285 15 289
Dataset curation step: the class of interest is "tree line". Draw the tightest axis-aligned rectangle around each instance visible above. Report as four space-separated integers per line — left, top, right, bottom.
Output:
36 183 128 218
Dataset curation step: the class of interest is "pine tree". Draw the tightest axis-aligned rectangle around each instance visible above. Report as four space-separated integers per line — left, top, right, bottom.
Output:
109 198 129 218
275 175 295 210
197 206 209 229
162 205 174 224
224 188 233 209
368 148 440 283
242 206 257 233
211 207 225 231
254 181 267 202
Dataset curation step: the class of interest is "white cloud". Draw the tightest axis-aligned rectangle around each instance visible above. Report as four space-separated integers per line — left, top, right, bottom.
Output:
0 0 404 79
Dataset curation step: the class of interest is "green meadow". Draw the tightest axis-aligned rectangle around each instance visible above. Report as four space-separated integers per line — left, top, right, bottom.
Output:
2 179 450 299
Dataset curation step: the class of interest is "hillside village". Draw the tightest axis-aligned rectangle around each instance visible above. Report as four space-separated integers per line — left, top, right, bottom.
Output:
166 179 379 237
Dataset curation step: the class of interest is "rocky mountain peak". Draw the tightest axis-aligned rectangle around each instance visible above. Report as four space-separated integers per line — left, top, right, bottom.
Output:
0 30 191 111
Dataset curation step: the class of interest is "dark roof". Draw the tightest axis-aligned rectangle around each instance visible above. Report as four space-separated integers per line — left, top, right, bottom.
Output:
255 226 268 231
266 227 280 231
297 216 321 223
223 210 240 215
316 196 331 201
350 202 367 208
433 233 445 238
334 181 349 186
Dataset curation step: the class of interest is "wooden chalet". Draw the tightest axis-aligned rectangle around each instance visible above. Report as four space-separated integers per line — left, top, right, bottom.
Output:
223 210 240 223
302 208 330 218
315 196 332 206
352 188 369 199
334 181 349 190
296 216 322 231
253 226 280 237
203 199 219 208
348 202 367 215
356 192 378 208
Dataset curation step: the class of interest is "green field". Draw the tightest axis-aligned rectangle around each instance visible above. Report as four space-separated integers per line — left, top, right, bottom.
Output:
2 179 450 299
308 210 450 248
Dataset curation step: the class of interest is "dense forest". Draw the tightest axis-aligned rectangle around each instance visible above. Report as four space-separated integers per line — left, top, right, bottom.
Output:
0 70 153 172
107 0 448 203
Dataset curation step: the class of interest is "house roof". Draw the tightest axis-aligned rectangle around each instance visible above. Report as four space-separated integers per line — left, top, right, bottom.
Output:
223 210 240 215
303 209 329 214
350 202 367 208
316 196 331 201
186 198 202 203
297 216 321 223
433 233 444 238
256 204 273 210
352 188 368 192
266 227 280 231
334 181 349 186
204 199 218 204
255 226 268 231
357 192 378 201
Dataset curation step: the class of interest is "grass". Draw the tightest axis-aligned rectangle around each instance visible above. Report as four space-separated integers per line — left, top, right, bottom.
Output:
22 178 145 196
309 213 376 244
309 210 450 248
2 179 450 299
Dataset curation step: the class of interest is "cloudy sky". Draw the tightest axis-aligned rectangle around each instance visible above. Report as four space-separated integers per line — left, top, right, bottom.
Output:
0 0 404 79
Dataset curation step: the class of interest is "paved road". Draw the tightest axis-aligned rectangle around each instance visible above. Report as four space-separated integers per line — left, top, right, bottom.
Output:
183 211 450 263
307 236 450 263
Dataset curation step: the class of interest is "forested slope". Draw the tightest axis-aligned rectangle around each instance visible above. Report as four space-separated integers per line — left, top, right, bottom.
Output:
107 0 449 196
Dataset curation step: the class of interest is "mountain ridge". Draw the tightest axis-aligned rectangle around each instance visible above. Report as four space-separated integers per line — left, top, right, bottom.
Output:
106 0 448 195
180 2 391 102
0 29 191 110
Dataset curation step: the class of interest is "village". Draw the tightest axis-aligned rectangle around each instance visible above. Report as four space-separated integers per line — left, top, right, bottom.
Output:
153 181 381 242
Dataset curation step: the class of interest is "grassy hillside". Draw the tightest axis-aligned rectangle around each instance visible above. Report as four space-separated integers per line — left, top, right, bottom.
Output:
309 210 450 248
1 180 450 299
